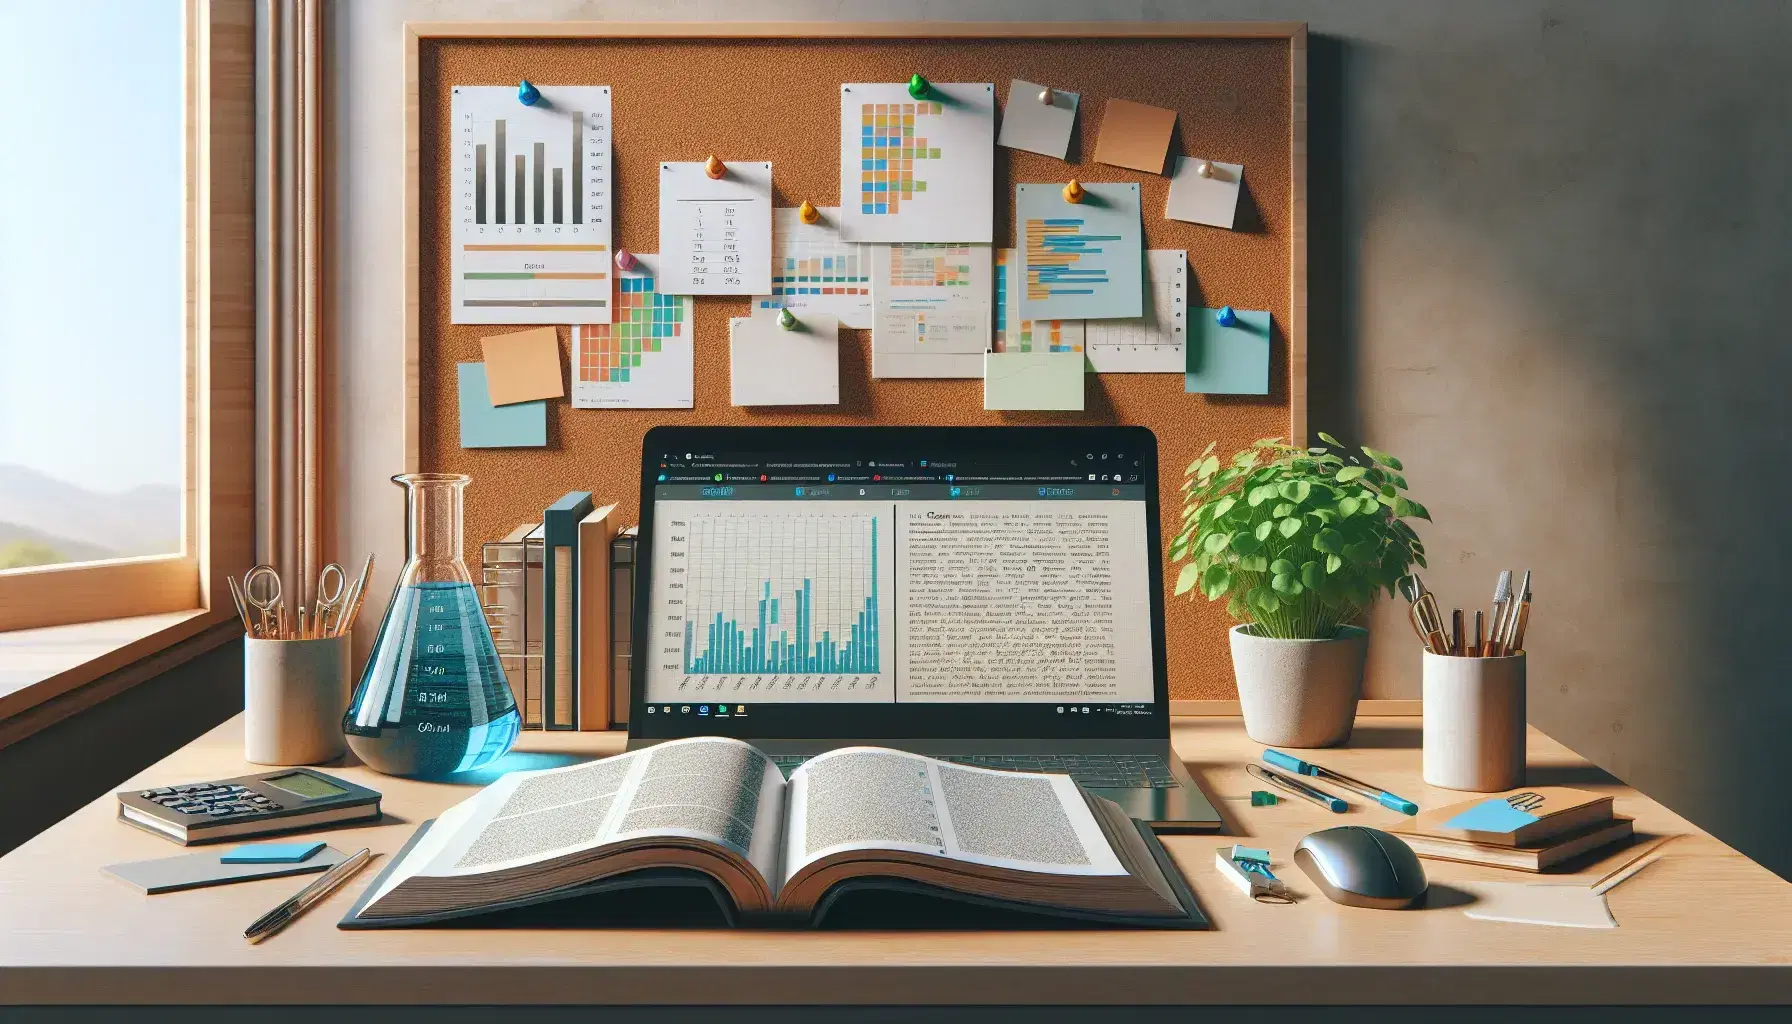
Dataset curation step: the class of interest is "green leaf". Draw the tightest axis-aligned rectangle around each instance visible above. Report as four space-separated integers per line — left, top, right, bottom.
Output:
1301 561 1326 589
1271 573 1304 597
1201 563 1232 600
1202 531 1232 555
1236 554 1269 572
1278 517 1303 539
1392 497 1424 519
1174 562 1201 596
1414 552 1429 569
1254 520 1276 542
1196 455 1220 480
1272 503 1295 518
1359 488 1381 505
1230 531 1263 556
1270 558 1298 576
1209 496 1238 520
1362 446 1404 470
1334 466 1367 483
1325 553 1344 573
1337 495 1361 517
1312 528 1344 554
1277 479 1312 503
1343 540 1380 565
1226 594 1247 620
1317 431 1342 447
1232 450 1260 470
1246 483 1278 507
1248 587 1281 614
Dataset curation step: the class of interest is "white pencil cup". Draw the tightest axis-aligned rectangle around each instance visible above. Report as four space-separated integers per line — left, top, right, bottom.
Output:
244 634 351 766
1422 650 1526 792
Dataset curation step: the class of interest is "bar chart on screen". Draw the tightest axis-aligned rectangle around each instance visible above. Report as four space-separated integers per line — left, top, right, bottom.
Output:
647 502 895 702
451 85 613 324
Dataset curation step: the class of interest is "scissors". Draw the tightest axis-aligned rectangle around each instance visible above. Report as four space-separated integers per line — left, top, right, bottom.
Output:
312 563 348 638
243 564 284 640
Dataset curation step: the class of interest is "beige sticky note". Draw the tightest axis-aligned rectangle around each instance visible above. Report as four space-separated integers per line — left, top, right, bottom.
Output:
479 326 565 405
983 351 1085 411
1094 98 1177 174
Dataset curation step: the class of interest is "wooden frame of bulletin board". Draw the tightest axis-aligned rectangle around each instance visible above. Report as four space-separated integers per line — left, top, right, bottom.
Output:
403 21 1317 707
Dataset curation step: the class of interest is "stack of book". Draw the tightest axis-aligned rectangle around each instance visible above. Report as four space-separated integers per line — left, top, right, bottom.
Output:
480 492 636 732
1388 787 1631 872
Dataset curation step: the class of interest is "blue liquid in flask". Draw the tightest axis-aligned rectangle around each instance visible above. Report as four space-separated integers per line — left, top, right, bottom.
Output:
343 581 519 778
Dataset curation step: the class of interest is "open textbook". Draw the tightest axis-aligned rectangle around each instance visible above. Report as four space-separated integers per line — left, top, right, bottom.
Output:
341 737 1204 929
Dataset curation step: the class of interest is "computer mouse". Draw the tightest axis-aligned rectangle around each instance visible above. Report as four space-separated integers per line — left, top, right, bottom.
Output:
1294 825 1429 909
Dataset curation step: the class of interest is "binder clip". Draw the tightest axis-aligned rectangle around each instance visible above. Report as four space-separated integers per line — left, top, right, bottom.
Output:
1215 845 1295 905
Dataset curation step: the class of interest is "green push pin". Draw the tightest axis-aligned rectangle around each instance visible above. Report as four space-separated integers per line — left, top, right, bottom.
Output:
778 307 799 331
907 73 931 100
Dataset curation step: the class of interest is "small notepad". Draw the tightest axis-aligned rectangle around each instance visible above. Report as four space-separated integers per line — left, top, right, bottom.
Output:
1444 799 1542 835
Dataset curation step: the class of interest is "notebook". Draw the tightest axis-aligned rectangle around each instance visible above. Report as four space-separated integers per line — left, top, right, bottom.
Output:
1411 788 1614 848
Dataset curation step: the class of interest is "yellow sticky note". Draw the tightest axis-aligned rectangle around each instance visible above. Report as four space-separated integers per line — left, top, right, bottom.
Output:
983 351 1085 411
479 326 565 405
1094 98 1177 174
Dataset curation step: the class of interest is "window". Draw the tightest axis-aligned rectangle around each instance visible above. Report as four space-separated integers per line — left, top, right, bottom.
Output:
0 2 185 574
0 0 253 636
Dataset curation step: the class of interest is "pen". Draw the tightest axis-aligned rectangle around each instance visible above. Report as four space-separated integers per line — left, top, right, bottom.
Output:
244 847 373 943
1451 608 1464 657
1263 749 1419 815
1245 762 1347 813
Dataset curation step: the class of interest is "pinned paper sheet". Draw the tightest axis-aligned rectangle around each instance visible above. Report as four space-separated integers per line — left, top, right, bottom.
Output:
984 350 1085 411
730 312 840 406
997 79 1078 160
840 82 996 243
1093 98 1176 174
995 249 1084 353
870 243 992 378
752 206 874 329
658 160 773 295
571 253 694 410
479 326 564 405
1187 307 1271 395
458 362 546 448
1087 250 1187 373
1017 182 1144 322
1167 156 1244 229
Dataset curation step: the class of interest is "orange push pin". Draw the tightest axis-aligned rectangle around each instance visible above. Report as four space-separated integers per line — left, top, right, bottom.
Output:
798 200 821 225
1062 179 1085 204
704 154 726 180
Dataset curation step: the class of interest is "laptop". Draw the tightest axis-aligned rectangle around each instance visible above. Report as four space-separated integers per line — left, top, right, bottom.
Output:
627 425 1222 832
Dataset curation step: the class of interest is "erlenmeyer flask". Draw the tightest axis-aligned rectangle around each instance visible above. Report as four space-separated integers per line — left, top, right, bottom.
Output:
344 473 519 778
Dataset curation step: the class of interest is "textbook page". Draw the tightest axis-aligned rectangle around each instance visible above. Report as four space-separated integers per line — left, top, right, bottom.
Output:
369 738 786 904
783 746 1126 882
895 501 1154 702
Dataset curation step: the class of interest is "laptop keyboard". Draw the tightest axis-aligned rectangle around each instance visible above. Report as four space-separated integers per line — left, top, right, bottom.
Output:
768 752 1180 789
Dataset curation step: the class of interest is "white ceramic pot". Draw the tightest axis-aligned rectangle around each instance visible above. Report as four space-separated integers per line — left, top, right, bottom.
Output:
245 634 351 766
1230 624 1368 748
1422 650 1526 791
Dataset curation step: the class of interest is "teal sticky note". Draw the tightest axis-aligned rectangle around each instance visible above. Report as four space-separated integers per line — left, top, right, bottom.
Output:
1186 307 1271 395
220 841 325 864
983 351 1085 411
1444 798 1540 834
458 361 547 448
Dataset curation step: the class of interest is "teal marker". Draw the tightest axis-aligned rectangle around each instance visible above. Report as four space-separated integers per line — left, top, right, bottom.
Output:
1263 749 1419 815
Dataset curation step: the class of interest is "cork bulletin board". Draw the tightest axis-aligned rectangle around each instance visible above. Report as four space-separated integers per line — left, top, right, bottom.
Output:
404 22 1307 701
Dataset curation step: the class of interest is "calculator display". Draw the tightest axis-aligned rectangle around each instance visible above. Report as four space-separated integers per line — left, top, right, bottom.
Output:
264 772 350 800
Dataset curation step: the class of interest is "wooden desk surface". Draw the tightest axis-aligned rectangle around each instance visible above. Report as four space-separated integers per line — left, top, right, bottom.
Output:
2 716 1788 1007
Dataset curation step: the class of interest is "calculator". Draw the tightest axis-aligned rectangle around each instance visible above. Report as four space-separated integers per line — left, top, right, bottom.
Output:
116 768 382 846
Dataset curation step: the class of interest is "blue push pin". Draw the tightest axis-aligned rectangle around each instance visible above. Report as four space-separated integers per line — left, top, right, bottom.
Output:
517 80 541 106
1216 305 1239 328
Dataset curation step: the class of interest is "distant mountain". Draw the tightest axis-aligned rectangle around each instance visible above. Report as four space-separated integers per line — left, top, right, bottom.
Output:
0 520 119 566
0 464 181 557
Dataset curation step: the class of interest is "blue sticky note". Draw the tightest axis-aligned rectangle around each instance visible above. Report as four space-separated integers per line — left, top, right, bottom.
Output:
1443 798 1541 835
1186 307 1271 395
220 841 326 864
458 362 546 448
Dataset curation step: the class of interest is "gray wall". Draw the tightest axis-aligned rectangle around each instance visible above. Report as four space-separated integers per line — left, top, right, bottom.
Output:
327 1 1792 879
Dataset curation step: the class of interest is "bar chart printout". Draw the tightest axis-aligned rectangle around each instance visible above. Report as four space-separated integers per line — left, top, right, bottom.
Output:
571 254 694 409
451 85 613 325
1015 182 1143 322
648 503 894 702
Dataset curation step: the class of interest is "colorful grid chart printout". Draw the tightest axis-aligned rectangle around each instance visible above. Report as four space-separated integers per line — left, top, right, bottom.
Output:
571 254 694 409
839 83 995 244
1016 182 1144 322
658 160 773 295
751 207 875 329
995 249 1084 354
870 242 992 379
1086 250 1188 373
451 85 613 324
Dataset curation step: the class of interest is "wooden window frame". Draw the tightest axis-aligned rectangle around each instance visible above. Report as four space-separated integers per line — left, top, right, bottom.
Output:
0 2 254 640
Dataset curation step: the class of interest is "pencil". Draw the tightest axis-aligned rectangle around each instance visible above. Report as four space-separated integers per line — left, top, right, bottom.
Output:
1451 608 1464 656
1473 610 1484 659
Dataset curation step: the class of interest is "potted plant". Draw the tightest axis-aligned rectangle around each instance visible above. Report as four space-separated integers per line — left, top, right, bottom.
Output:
1171 434 1429 747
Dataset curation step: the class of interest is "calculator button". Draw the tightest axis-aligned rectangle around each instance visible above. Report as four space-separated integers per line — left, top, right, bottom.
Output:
207 808 233 816
262 803 284 811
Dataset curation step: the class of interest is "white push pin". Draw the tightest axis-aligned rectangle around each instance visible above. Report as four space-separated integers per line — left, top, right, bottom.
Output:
1196 159 1214 179
1038 86 1055 105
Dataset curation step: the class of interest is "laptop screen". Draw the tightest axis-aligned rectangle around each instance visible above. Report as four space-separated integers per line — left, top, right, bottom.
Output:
632 426 1169 740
